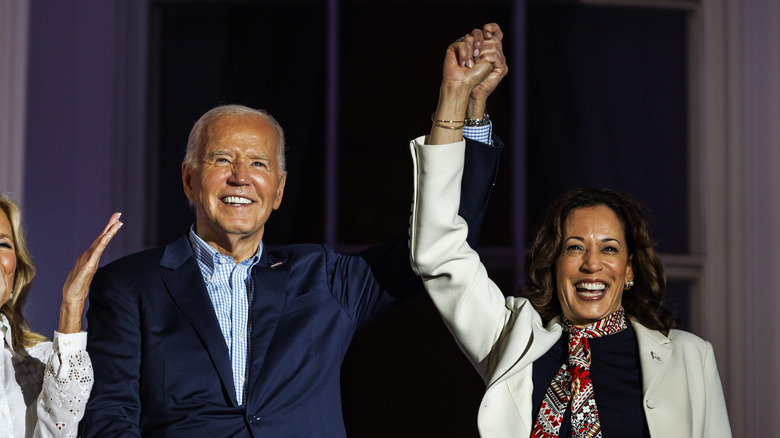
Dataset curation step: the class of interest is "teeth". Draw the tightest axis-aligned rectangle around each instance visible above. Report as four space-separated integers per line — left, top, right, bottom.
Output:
222 196 252 205
576 282 606 291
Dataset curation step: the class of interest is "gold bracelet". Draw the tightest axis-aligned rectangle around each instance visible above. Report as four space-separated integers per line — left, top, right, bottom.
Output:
431 112 465 130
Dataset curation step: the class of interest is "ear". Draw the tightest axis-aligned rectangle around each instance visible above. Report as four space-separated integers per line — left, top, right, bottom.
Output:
273 173 286 210
182 162 196 202
626 254 634 283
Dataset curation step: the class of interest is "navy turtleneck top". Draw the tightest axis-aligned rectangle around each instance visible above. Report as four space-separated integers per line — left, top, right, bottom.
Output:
531 323 651 437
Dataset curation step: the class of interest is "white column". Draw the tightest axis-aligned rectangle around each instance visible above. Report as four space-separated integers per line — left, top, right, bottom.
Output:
699 0 745 434
0 0 29 202
700 0 780 435
22 0 149 336
740 1 780 436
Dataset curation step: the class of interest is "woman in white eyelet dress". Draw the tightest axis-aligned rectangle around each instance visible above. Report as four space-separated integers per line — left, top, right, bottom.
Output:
0 194 122 437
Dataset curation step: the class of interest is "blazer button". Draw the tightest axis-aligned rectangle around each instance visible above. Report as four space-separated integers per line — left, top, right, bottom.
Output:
645 398 658 409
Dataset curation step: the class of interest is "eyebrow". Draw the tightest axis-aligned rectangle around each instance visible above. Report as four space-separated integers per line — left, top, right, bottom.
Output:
205 150 230 158
205 150 269 160
565 236 623 246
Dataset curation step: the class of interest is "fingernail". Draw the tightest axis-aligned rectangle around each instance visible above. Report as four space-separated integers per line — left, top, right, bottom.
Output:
473 49 480 58
467 59 474 68
486 31 492 38
461 60 466 67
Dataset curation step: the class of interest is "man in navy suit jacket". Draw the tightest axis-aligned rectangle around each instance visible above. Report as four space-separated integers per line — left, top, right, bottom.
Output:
80 29 506 437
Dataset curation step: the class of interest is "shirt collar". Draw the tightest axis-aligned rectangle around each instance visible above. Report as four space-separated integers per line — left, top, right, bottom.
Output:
1 313 13 349
188 225 264 269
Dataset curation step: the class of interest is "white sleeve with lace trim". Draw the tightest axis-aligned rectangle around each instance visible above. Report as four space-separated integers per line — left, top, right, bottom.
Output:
33 331 93 438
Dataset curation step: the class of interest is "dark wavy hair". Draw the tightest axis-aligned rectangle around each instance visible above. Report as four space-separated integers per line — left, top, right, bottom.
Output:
520 188 678 335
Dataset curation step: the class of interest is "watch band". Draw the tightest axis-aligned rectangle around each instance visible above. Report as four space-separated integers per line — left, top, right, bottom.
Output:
465 112 490 127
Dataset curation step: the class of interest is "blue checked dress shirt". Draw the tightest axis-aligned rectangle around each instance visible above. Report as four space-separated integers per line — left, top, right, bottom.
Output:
183 124 490 406
189 228 261 405
463 121 492 145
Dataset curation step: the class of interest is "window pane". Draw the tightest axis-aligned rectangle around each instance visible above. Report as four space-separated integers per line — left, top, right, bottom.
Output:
150 1 327 246
337 0 513 245
526 4 689 255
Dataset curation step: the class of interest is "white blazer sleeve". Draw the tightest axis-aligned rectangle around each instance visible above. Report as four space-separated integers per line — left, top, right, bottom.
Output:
702 340 732 437
409 136 546 380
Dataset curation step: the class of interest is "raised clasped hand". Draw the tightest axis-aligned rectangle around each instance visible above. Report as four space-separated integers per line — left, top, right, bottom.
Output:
443 23 508 100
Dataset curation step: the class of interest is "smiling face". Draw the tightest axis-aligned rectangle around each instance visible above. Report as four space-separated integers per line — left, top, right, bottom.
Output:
555 205 633 327
182 114 286 256
0 209 17 307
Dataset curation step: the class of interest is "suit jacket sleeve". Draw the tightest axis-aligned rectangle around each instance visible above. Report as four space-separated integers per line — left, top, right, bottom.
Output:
461 135 503 247
334 135 503 330
79 265 143 437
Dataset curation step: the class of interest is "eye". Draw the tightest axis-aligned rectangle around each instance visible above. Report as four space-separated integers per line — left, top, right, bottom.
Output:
602 245 619 253
252 160 267 168
0 241 12 250
566 244 585 253
215 157 230 164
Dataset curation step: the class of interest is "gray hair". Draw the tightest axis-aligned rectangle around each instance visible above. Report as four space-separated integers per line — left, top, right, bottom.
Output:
183 104 287 173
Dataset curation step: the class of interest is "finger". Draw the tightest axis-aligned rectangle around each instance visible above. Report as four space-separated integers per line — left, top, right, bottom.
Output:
476 50 506 69
452 37 475 68
476 35 503 57
470 28 484 56
95 213 123 249
62 219 122 301
100 212 122 235
89 220 123 263
475 41 503 60
469 61 494 84
483 23 503 41
78 215 123 271
475 34 506 70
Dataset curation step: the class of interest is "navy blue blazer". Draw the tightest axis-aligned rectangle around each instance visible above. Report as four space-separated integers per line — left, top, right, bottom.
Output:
80 137 503 437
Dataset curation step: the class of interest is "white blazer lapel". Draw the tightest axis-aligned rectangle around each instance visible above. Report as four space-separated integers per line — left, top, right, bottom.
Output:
631 319 672 394
478 310 562 437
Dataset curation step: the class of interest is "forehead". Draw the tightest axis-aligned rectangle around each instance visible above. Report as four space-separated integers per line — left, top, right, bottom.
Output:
203 114 278 156
564 205 625 238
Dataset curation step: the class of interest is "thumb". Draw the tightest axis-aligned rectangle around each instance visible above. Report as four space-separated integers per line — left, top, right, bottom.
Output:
468 61 493 85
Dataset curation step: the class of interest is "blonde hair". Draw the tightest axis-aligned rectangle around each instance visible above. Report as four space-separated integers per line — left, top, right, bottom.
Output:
0 194 48 353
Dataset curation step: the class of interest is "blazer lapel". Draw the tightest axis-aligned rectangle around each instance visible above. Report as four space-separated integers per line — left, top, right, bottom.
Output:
160 236 239 406
487 315 562 388
245 249 289 399
631 319 672 394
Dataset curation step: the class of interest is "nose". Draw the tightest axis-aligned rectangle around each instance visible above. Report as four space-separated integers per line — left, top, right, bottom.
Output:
228 161 250 185
580 250 603 273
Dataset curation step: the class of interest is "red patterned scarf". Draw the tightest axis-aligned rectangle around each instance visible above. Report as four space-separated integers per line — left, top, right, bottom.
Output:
531 308 627 438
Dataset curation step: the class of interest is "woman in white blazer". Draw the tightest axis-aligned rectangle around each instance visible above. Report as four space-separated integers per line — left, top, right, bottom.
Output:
409 24 731 437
